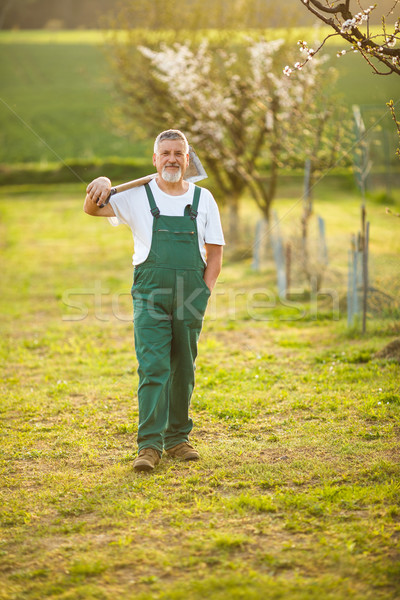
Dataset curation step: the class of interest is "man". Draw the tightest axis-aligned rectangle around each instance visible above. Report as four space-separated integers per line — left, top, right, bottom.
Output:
84 129 224 472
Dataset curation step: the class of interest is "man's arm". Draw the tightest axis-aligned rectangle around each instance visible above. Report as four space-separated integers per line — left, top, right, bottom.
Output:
204 244 223 292
83 177 115 217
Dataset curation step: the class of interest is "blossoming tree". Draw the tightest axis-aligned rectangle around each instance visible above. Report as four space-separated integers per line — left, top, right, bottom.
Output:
111 37 349 242
290 2 400 160
292 1 400 75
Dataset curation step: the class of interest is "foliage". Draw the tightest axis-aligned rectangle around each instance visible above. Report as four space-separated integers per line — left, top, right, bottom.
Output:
111 0 306 31
293 0 400 76
0 158 149 186
0 184 400 599
387 99 400 158
0 0 115 30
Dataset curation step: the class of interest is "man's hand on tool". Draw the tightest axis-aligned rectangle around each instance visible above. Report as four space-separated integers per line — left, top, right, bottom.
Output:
86 177 112 206
84 177 115 217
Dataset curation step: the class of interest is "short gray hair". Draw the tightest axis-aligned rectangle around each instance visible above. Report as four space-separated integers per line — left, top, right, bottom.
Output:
154 129 189 155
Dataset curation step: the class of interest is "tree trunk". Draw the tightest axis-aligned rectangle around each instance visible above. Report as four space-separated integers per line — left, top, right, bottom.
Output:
227 194 240 245
301 159 313 285
262 201 271 224
0 0 13 29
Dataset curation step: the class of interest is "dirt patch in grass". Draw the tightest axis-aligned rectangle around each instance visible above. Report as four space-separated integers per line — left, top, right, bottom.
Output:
375 338 400 363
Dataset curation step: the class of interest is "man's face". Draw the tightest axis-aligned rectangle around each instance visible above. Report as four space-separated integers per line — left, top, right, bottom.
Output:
153 139 189 183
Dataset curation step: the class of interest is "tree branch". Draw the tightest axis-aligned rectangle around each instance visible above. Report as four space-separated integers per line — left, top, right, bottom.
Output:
295 0 400 76
305 1 352 16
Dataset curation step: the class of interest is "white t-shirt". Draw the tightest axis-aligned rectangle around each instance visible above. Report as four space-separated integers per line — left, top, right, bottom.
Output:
109 178 225 266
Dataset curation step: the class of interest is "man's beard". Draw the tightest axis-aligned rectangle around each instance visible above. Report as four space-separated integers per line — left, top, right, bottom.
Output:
162 165 182 183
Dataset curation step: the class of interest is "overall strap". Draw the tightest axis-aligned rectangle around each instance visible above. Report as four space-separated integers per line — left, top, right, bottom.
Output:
189 186 201 220
144 183 160 218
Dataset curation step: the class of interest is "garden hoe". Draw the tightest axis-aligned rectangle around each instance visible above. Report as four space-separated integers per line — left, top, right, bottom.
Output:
98 146 207 208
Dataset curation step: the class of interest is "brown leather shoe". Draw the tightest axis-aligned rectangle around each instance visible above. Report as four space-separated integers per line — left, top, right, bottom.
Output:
133 448 161 472
166 442 200 461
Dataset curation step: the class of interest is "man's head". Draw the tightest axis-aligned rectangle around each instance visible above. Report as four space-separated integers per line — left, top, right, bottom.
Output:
153 129 190 184
154 129 189 155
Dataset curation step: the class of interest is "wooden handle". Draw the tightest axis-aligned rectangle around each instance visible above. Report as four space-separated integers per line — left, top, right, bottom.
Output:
113 173 157 193
98 174 157 207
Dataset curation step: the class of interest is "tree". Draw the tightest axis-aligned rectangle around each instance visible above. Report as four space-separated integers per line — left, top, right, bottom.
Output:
290 2 400 161
293 1 400 75
109 36 349 243
285 90 353 286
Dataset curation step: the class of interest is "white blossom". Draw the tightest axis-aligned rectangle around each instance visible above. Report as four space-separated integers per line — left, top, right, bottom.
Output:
249 38 285 87
341 19 355 33
265 111 274 131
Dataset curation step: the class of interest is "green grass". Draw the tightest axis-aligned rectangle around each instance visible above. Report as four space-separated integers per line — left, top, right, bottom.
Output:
0 37 152 163
0 182 399 599
0 28 399 165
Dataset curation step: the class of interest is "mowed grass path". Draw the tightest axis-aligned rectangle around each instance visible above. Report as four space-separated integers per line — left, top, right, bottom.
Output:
0 185 399 600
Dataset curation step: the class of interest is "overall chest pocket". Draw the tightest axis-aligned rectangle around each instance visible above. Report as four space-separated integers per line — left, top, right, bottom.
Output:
155 228 197 268
154 216 199 269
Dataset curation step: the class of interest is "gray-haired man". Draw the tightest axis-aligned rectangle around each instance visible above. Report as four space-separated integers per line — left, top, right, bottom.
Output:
84 130 224 471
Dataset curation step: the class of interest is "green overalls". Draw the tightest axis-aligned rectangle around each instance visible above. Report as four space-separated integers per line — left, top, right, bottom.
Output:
131 183 211 455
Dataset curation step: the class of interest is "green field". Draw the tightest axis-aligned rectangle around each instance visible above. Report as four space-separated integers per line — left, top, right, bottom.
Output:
1 182 399 599
0 29 399 167
0 35 150 164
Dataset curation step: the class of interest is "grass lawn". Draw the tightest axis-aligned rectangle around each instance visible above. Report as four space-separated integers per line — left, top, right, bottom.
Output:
0 183 399 599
